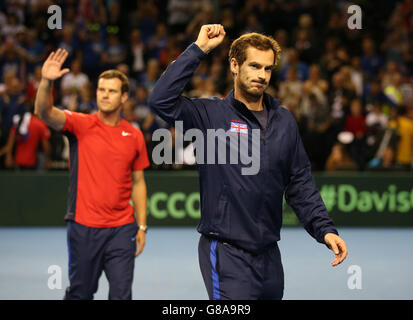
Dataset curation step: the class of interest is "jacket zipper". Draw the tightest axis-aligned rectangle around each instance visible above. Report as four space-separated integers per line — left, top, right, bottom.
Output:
262 126 266 145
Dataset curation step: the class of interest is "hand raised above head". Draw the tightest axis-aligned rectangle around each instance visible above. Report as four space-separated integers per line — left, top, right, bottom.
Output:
41 48 70 81
194 24 226 54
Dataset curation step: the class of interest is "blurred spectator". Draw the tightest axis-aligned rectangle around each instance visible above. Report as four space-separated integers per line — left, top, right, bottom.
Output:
344 99 367 170
273 29 289 72
142 59 160 93
340 66 358 98
279 48 309 82
134 86 153 139
366 100 389 129
26 65 57 108
350 57 363 97
0 10 6 29
148 23 168 60
209 58 226 94
106 1 122 27
240 13 264 35
303 64 329 94
329 71 356 131
326 142 358 172
278 67 302 117
381 61 401 89
293 13 316 62
185 3 214 41
57 25 79 67
320 37 341 79
67 82 97 114
0 41 25 81
364 79 396 111
188 76 206 98
60 59 89 107
383 72 404 114
159 35 182 69
220 7 237 40
361 37 384 81
300 64 329 126
294 28 315 65
128 29 147 80
0 70 16 95
117 63 137 95
128 0 158 44
32 15 55 48
294 13 315 45
79 28 105 82
365 100 389 163
101 32 126 70
299 86 331 171
324 10 346 41
368 106 402 169
0 76 26 131
122 98 139 129
167 0 193 35
382 5 408 66
0 74 26 169
19 29 46 75
403 35 413 76
1 12 25 41
388 105 413 170
0 107 51 170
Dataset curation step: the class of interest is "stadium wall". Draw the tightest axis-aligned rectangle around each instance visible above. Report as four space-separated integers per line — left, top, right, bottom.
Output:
1 171 413 227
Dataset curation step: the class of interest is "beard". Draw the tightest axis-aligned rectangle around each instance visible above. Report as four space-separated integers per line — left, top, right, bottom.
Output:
237 78 267 101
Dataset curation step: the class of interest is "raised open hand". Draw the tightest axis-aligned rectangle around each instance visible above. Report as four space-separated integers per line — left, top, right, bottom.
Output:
42 48 70 81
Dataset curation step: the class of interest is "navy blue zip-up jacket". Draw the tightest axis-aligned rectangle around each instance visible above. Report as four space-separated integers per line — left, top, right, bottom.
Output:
148 43 338 253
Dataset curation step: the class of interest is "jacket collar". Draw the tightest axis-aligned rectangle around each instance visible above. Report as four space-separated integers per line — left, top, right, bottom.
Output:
224 90 280 117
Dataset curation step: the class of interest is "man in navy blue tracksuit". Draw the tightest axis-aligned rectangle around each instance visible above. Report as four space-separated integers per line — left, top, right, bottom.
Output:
148 24 348 300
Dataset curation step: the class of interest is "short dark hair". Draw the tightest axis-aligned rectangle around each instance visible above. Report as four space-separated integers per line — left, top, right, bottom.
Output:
229 33 281 67
98 70 129 94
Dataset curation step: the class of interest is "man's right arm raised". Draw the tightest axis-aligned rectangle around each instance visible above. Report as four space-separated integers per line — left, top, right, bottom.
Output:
35 49 70 131
147 25 225 129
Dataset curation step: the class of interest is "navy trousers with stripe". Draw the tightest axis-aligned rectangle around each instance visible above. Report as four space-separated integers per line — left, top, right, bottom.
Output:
198 234 284 300
64 221 138 300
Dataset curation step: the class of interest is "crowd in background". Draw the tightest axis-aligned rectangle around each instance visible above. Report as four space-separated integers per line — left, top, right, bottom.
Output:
0 0 412 172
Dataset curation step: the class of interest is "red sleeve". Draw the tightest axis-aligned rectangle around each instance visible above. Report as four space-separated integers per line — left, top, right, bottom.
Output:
62 110 91 137
133 129 150 171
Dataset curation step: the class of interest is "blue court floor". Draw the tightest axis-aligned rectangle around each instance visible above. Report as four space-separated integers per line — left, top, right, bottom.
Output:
0 227 412 300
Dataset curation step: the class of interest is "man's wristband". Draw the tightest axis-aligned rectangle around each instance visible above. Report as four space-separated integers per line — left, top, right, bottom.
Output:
139 225 148 233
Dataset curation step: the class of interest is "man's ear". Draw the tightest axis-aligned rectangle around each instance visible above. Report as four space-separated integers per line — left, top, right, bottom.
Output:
121 92 129 104
230 58 239 76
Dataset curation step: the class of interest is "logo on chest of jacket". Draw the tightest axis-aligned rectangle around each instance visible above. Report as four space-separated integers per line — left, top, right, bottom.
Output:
122 131 132 136
229 120 248 136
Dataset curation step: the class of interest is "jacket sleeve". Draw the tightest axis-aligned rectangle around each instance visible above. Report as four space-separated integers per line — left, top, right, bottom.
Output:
147 43 211 132
284 117 339 244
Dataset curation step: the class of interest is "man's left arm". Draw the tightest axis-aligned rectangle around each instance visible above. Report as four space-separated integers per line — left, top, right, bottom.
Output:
132 170 147 257
284 117 348 267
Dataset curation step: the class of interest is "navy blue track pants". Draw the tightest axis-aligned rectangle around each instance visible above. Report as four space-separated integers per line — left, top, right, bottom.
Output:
64 221 138 300
198 235 284 300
